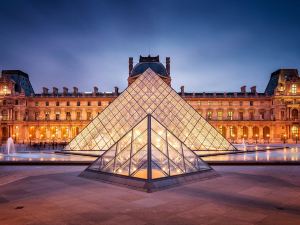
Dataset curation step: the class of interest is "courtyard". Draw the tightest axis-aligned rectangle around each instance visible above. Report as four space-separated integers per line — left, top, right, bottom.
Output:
0 165 300 225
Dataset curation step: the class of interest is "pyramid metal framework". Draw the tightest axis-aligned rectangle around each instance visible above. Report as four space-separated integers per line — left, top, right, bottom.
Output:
81 114 215 192
64 69 236 153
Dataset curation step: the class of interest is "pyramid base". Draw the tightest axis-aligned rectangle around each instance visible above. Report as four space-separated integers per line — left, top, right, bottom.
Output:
79 168 219 192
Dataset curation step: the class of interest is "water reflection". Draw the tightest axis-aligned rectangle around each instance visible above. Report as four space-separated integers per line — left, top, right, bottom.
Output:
204 147 300 162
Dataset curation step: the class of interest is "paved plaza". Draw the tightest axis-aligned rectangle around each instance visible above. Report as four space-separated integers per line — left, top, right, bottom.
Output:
0 165 300 225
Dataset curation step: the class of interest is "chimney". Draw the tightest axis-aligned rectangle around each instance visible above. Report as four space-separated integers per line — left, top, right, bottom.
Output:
114 86 119 96
52 87 58 95
93 86 98 96
180 85 185 95
240 85 246 93
250 86 257 94
129 57 133 75
166 57 170 75
73 87 78 96
42 87 49 95
63 87 68 96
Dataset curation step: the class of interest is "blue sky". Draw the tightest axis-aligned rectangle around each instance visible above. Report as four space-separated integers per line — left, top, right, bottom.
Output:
0 0 299 93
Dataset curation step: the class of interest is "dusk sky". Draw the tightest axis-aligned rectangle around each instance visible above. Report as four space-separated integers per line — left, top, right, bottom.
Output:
0 0 300 93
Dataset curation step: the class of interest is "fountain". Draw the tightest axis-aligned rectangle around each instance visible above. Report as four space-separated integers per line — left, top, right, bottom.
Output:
5 137 15 155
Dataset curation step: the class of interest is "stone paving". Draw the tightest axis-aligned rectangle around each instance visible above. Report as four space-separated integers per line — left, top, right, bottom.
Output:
0 165 300 225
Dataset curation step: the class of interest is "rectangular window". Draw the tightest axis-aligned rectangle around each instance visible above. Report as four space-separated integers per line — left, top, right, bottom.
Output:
250 101 253 106
35 112 39 121
66 112 71 121
66 101 70 106
87 112 92 120
35 102 39 106
46 101 49 106
227 111 233 120
87 101 91 106
55 112 60 121
239 112 243 120
76 112 81 120
77 101 80 106
281 111 285 120
15 100 19 105
249 112 254 120
207 111 212 120
98 101 101 106
45 112 50 120
56 101 59 106
217 111 222 120
291 84 297 94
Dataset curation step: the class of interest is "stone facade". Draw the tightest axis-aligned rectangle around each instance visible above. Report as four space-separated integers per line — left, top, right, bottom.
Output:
0 58 299 144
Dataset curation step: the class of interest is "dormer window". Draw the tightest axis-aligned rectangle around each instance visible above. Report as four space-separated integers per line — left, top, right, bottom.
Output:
291 84 297 94
3 85 8 94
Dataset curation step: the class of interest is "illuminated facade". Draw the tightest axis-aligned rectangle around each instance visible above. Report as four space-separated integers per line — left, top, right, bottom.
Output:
0 56 299 144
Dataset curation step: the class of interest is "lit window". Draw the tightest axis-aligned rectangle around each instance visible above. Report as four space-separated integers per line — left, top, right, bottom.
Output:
291 126 299 137
207 111 212 120
3 85 8 94
291 84 297 94
227 111 233 120
217 111 222 120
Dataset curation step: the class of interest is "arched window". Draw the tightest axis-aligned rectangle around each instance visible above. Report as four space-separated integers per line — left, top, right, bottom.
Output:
229 126 237 139
253 126 259 138
291 84 297 94
263 126 270 139
242 126 248 139
218 126 226 137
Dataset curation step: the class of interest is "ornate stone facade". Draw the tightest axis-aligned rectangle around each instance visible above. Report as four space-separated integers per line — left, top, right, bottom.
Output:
0 57 299 144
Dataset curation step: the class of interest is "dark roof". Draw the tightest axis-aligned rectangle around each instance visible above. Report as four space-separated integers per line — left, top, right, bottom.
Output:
130 55 168 77
265 69 299 95
2 70 29 79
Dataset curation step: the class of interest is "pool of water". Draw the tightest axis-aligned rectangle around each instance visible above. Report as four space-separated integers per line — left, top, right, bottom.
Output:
0 147 299 164
0 152 95 163
203 147 300 162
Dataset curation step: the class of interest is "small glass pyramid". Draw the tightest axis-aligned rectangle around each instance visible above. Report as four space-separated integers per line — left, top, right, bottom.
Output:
64 69 236 154
81 114 215 191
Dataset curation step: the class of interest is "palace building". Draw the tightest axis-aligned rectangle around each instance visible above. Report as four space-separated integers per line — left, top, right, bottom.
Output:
0 55 299 144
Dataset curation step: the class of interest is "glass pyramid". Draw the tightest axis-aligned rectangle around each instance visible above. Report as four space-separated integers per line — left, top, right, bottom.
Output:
64 68 236 154
88 115 211 180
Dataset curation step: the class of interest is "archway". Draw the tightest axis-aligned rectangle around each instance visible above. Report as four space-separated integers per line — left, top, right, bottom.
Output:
263 126 270 139
242 126 248 139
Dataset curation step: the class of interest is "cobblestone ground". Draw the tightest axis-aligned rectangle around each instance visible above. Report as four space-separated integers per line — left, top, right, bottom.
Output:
0 165 300 225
